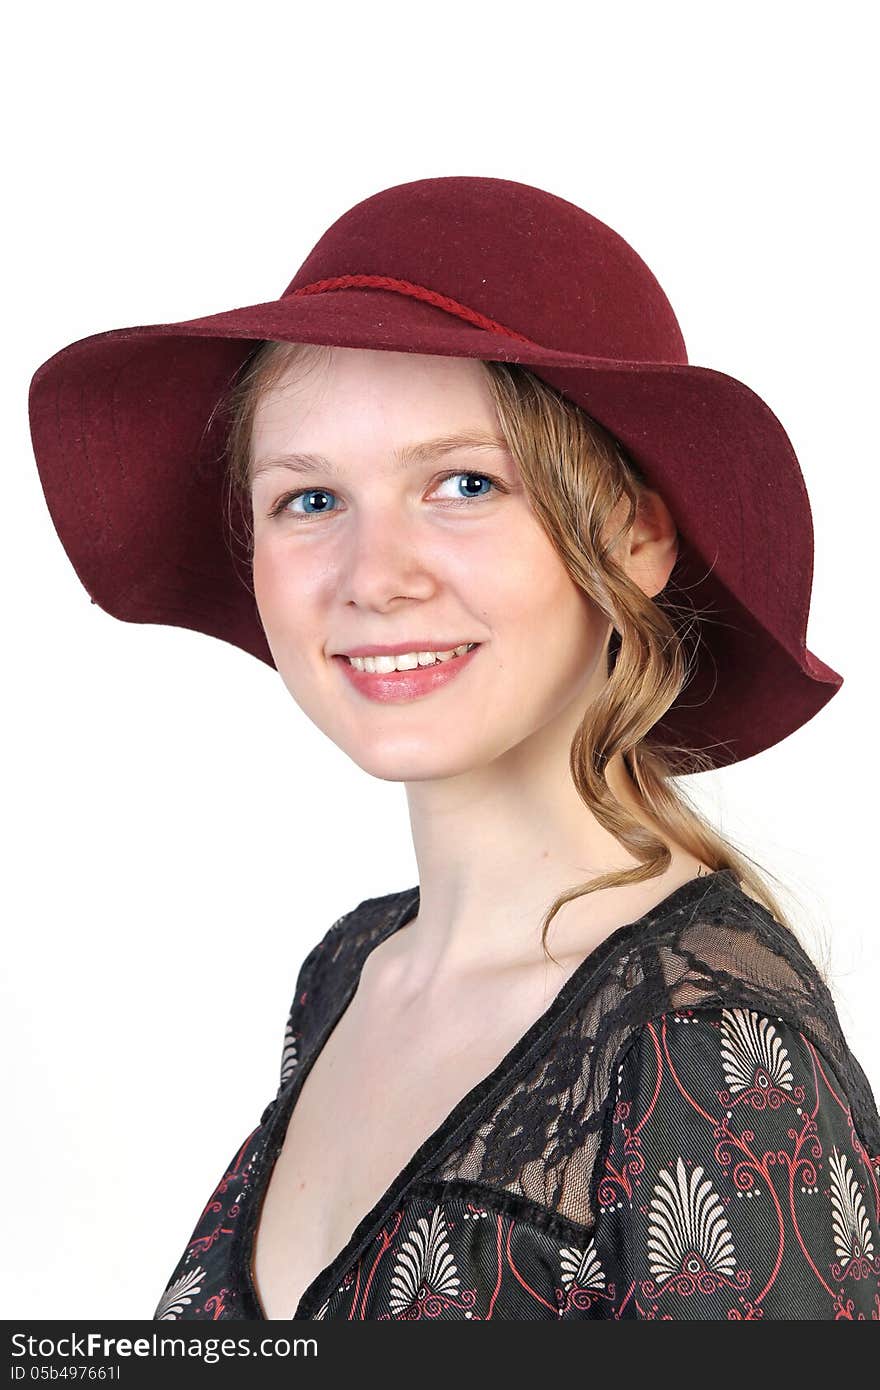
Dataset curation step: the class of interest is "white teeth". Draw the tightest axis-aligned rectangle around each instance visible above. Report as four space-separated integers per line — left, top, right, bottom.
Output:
347 643 476 673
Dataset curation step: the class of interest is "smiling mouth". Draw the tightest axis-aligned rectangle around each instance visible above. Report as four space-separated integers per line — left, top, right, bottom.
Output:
332 641 482 702
337 643 480 673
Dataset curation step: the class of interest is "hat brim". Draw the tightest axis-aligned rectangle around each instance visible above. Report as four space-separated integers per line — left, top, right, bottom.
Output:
28 285 842 769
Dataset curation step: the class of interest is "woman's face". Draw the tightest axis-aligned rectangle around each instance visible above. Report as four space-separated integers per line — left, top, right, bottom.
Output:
249 346 613 781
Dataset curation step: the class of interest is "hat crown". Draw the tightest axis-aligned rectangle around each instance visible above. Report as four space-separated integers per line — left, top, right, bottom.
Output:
282 176 688 365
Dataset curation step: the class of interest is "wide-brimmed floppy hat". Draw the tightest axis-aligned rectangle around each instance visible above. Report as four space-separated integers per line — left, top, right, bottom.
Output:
28 174 841 770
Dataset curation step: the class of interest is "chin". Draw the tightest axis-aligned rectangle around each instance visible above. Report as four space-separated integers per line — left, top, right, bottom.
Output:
347 746 478 783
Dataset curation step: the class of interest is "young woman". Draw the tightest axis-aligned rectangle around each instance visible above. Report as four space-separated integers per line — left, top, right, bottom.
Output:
29 176 880 1320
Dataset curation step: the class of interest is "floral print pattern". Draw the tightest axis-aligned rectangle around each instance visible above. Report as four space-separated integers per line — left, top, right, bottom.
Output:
155 1004 880 1320
573 1008 880 1318
153 871 880 1322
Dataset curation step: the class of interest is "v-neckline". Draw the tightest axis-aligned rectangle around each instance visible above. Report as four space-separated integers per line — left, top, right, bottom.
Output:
238 867 736 1320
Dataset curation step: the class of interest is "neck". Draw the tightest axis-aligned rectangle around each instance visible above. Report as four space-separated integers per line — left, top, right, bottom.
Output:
398 716 703 990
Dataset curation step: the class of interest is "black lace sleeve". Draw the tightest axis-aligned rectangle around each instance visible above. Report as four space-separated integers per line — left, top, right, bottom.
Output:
561 1007 880 1320
151 915 348 1320
275 934 334 1092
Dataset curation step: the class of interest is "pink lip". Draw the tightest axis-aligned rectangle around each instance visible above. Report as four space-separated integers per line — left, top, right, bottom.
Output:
333 644 482 703
336 640 477 657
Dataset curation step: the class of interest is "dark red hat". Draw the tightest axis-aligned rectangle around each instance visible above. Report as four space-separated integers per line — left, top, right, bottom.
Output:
27 175 841 770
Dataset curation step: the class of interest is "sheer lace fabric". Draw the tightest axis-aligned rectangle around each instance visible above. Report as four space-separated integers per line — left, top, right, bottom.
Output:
153 869 880 1320
286 872 879 1231
417 871 880 1228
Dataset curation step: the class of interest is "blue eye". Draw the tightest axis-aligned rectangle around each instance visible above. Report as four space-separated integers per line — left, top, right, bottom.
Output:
270 488 339 519
297 488 337 515
268 470 503 521
435 472 495 500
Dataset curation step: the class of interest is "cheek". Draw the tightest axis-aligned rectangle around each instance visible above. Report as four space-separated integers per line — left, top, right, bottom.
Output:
251 541 273 601
496 531 602 651
252 544 286 631
251 540 321 661
253 538 313 614
495 543 608 713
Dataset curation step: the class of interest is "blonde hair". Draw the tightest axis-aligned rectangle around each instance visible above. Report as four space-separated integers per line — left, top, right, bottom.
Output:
217 339 815 969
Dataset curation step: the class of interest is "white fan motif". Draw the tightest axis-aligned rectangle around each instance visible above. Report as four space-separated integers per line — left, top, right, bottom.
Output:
828 1146 875 1267
154 1265 206 1319
280 1021 299 1084
388 1205 461 1315
720 1009 794 1094
648 1157 737 1285
559 1238 606 1293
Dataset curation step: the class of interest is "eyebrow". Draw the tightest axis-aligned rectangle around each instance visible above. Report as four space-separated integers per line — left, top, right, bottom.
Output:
250 430 509 483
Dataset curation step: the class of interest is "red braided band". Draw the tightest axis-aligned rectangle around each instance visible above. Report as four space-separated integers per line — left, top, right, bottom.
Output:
289 274 536 345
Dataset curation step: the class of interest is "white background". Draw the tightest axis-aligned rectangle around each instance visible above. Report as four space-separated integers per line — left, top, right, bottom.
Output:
4 1 878 1319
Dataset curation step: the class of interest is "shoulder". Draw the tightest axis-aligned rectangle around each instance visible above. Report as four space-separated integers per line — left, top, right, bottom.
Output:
612 869 880 1158
586 1005 880 1318
607 1005 880 1190
296 884 418 986
275 885 417 1087
610 1005 874 1146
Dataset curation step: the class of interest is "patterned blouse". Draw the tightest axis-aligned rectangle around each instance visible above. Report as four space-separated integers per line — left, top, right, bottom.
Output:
153 869 880 1320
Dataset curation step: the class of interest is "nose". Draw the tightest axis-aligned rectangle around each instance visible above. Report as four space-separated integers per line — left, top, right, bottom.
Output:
334 508 437 609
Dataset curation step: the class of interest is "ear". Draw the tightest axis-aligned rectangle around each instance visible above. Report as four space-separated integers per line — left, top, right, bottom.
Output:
622 487 679 598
